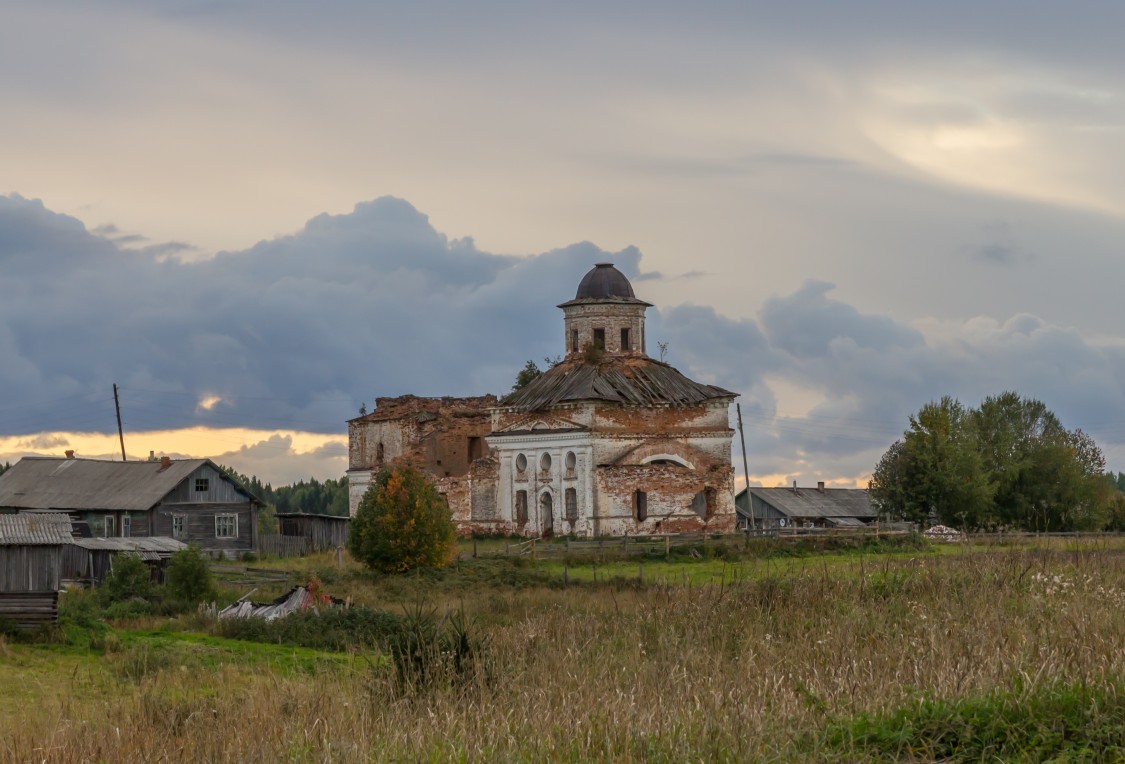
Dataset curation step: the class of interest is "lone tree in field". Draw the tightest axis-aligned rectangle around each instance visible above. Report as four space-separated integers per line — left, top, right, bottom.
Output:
348 467 458 573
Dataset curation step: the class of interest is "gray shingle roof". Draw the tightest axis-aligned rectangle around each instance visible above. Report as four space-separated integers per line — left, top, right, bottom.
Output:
740 487 876 520
501 356 735 410
0 512 74 545
0 457 233 512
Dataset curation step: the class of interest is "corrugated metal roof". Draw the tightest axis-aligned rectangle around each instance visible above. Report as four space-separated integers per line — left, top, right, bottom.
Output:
0 457 236 511
740 487 876 520
501 356 735 411
71 536 187 560
0 513 74 545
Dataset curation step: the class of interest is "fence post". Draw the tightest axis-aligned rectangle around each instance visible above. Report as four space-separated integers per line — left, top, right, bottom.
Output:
473 539 478 558
531 538 537 562
563 565 568 586
638 563 643 584
664 534 670 556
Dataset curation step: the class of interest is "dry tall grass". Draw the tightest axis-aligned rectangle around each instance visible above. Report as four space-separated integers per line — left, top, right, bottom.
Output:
5 545 1124 762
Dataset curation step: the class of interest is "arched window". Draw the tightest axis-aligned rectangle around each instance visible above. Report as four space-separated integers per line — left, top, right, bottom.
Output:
565 451 577 474
515 490 528 524
634 490 648 522
565 488 578 522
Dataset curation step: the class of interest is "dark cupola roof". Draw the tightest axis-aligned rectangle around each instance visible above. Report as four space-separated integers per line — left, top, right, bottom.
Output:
560 263 651 308
575 263 636 300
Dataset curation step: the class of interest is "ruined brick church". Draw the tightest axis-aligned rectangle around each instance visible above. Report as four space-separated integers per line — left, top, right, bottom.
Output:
347 263 738 536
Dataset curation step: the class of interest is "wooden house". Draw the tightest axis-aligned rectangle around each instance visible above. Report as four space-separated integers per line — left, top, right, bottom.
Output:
0 456 260 558
0 513 73 629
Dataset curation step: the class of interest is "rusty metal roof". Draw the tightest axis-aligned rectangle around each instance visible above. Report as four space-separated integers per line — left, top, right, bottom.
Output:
739 487 876 520
0 457 246 512
0 512 74 545
500 356 735 410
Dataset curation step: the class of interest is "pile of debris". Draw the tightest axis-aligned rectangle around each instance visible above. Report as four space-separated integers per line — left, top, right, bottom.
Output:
218 582 343 621
923 524 965 543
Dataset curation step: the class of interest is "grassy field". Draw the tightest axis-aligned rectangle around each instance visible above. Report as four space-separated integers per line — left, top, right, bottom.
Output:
2 535 1123 762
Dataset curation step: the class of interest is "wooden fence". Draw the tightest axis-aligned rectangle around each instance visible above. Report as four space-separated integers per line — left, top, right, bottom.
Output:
504 526 910 559
256 534 312 558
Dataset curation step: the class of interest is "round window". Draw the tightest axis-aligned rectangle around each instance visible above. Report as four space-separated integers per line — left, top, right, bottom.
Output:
540 452 552 471
515 453 527 472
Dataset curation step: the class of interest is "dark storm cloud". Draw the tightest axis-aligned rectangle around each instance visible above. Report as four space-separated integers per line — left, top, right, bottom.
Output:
0 193 641 436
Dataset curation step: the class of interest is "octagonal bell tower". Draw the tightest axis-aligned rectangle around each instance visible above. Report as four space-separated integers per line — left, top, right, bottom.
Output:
558 263 653 358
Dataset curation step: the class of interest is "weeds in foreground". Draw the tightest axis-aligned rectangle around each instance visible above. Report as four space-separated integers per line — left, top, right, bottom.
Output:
1 544 1123 762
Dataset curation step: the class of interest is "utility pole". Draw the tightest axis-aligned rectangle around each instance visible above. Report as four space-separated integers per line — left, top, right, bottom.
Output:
113 383 126 462
736 403 755 531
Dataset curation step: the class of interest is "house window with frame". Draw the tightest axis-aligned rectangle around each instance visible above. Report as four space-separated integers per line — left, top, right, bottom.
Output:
122 514 131 538
171 515 186 540
215 514 238 539
194 478 210 493
104 515 115 538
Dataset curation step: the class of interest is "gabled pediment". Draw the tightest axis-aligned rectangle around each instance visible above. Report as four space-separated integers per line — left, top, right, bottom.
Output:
492 412 587 436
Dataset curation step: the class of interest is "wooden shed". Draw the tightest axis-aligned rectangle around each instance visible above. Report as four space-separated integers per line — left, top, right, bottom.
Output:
0 513 73 629
64 537 188 585
276 513 350 552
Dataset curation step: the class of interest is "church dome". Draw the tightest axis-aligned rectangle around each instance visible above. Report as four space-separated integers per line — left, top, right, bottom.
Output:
574 263 636 300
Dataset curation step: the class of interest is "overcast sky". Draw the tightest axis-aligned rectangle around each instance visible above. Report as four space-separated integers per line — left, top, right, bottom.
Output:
3 1 1125 486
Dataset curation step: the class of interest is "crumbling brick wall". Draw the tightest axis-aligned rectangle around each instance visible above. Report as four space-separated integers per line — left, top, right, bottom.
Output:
347 394 497 517
593 462 736 536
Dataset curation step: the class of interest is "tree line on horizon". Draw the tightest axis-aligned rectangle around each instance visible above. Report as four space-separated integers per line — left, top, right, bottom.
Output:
219 466 350 526
870 391 1125 532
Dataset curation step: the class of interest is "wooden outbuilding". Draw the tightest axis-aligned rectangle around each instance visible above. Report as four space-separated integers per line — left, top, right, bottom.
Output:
0 513 73 629
276 513 350 552
63 536 188 585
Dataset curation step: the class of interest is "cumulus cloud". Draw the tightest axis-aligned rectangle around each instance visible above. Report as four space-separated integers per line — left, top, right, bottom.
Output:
211 434 347 486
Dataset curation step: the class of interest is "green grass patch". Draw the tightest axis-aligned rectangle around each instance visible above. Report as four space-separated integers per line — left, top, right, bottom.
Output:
818 678 1125 762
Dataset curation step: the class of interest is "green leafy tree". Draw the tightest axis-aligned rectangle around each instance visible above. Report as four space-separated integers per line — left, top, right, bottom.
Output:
101 553 152 602
872 398 995 527
347 467 458 574
873 392 1112 531
165 545 217 605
